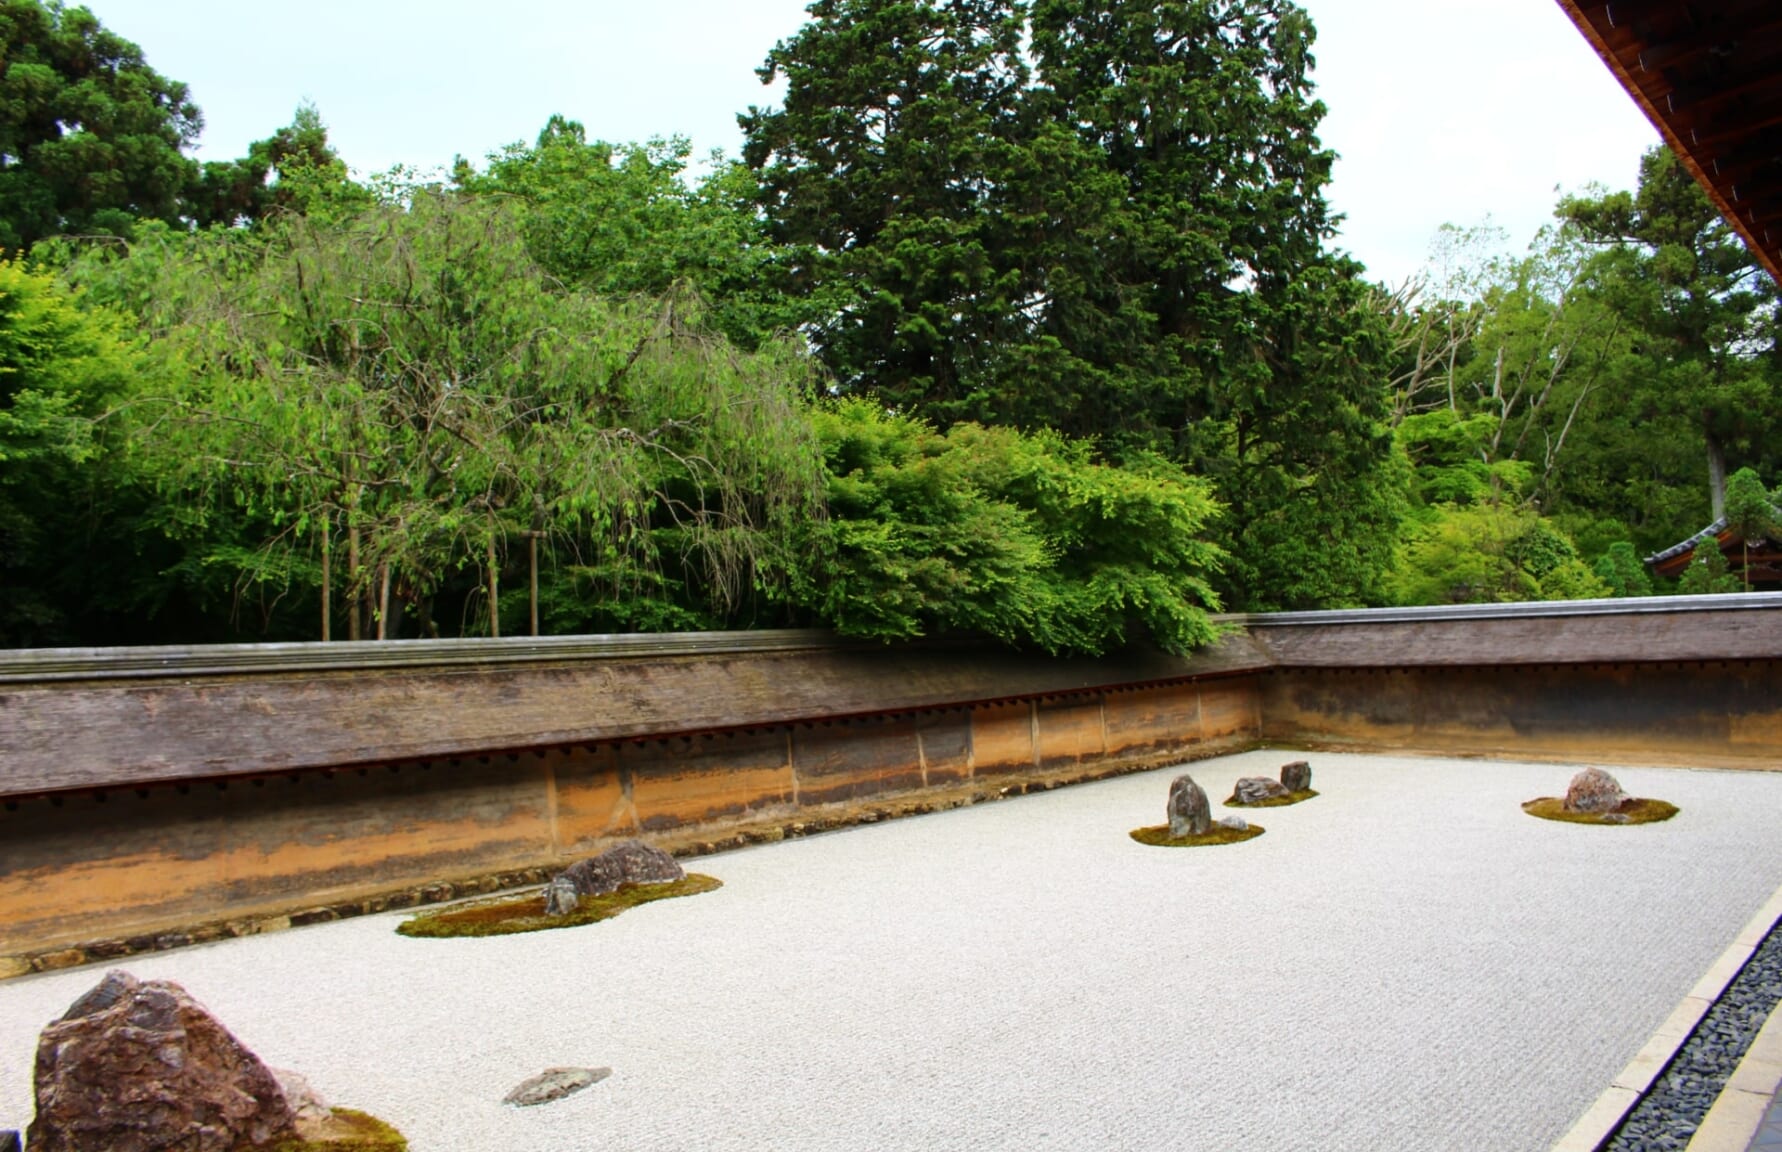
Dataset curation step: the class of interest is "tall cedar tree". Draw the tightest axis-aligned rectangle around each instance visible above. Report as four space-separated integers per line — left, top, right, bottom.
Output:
1560 147 1780 522
0 0 200 248
744 0 1404 608
741 0 1036 416
185 104 361 229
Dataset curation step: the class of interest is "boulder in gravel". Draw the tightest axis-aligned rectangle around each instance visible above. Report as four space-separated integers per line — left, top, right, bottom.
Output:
503 1066 611 1107
557 839 684 900
1218 815 1249 832
1229 776 1290 806
1280 760 1312 793
1167 775 1211 838
28 970 298 1152
542 875 581 917
1 1129 19 1152
1564 767 1626 814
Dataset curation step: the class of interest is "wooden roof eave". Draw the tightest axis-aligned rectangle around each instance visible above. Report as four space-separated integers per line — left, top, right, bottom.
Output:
1555 0 1782 287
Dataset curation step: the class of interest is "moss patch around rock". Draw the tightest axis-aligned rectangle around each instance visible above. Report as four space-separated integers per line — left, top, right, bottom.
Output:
1225 788 1319 809
262 1108 407 1151
1521 797 1679 826
1129 824 1265 848
396 874 722 939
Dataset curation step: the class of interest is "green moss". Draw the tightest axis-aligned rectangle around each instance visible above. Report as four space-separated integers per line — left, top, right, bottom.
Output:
1521 797 1679 825
396 874 722 939
1225 788 1319 809
1129 823 1265 847
261 1108 406 1151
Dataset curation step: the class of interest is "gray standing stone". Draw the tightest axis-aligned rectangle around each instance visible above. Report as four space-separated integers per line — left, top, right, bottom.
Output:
1280 760 1312 793
1564 767 1627 814
503 1066 612 1107
543 875 581 917
1230 776 1290 805
557 839 684 900
1167 775 1211 838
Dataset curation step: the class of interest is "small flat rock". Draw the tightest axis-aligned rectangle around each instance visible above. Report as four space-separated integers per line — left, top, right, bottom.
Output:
1218 815 1249 832
542 875 580 917
1229 776 1290 805
273 1067 332 1124
503 1066 612 1107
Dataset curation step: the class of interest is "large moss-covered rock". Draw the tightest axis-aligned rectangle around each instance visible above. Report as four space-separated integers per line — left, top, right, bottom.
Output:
556 840 684 904
28 970 298 1152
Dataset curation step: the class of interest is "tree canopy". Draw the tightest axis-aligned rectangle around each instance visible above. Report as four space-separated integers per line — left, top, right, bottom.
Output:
3 0 1777 652
742 0 1404 610
0 0 199 248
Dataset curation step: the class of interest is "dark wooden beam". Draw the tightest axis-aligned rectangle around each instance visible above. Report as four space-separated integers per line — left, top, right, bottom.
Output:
1556 0 1782 285
1637 9 1782 73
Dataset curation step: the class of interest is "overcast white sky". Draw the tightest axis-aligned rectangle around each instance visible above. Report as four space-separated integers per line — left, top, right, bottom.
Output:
90 0 1658 286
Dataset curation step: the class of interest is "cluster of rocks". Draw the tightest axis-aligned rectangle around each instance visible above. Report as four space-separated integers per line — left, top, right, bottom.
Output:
1607 920 1782 1151
25 969 370 1152
1226 759 1313 807
543 839 685 916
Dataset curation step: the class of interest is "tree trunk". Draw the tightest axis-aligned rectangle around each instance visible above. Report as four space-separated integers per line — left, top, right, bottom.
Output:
1707 431 1729 522
376 563 391 641
347 514 362 641
487 537 501 639
529 534 540 638
319 522 331 642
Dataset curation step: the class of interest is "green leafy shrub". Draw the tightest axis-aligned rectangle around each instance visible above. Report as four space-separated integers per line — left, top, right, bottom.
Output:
795 400 1224 655
1677 537 1740 595
1389 502 1609 605
1591 541 1653 597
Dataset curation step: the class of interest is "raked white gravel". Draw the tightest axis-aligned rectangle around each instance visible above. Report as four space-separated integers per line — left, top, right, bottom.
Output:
4 750 1782 1152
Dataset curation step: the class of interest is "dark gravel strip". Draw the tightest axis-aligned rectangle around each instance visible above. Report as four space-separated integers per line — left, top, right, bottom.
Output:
1606 918 1782 1152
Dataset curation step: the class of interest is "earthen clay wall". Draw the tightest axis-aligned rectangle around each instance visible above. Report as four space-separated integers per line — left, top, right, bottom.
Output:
4 596 1780 972
0 675 1260 963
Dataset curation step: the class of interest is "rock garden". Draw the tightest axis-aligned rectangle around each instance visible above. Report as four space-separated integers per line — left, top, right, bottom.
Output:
396 840 721 939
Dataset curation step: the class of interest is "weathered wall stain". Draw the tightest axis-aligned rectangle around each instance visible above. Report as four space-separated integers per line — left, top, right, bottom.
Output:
0 681 1262 956
1261 662 1782 768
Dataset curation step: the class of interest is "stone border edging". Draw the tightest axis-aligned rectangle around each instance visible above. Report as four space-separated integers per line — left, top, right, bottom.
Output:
1683 1000 1782 1151
1551 882 1782 1152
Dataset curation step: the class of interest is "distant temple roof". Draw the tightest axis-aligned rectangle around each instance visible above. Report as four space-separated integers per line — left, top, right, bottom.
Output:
1646 517 1782 583
1555 1 1782 285
1645 517 1729 570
